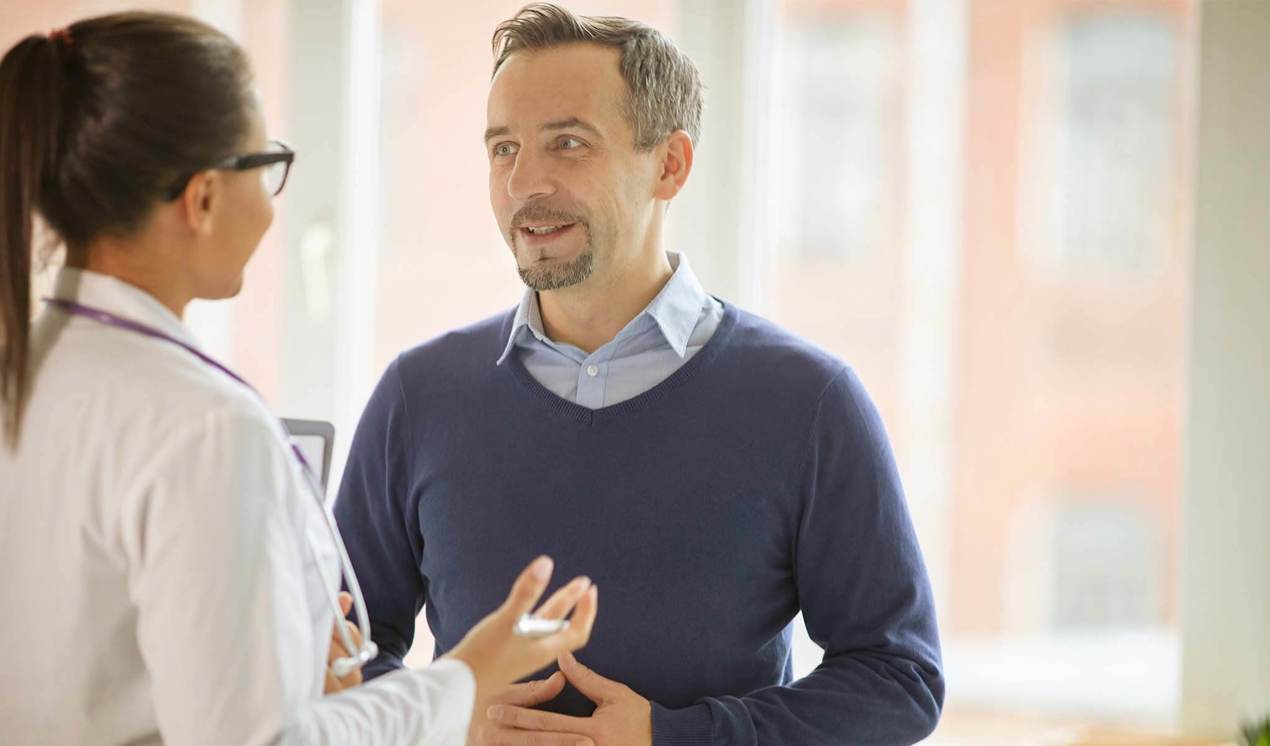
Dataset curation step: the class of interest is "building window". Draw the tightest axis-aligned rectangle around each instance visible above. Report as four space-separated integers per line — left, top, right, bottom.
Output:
778 14 901 264
1035 13 1179 277
1050 500 1161 629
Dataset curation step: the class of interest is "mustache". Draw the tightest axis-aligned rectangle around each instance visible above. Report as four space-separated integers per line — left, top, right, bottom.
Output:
511 205 587 229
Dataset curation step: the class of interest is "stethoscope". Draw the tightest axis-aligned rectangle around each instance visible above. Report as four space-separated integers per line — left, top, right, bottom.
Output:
44 297 378 677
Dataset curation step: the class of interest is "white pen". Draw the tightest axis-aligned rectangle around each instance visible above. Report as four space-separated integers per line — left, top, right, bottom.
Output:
514 615 571 638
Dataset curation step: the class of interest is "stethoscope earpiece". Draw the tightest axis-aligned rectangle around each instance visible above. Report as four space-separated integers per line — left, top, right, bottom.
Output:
331 640 379 678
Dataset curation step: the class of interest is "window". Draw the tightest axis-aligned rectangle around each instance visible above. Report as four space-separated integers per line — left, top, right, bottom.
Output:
759 0 1194 738
1051 499 1161 629
778 14 901 263
1028 13 1182 279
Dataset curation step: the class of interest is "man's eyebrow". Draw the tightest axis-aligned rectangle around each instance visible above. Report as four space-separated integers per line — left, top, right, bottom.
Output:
484 118 602 143
543 118 601 136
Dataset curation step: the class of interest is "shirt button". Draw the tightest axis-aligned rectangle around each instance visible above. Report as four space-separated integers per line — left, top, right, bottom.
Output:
586 364 600 377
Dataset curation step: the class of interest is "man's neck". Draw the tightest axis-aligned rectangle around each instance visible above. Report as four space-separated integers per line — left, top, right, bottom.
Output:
538 251 674 354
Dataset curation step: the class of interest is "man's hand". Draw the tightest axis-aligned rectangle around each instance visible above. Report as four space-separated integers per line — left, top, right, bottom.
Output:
484 653 652 746
468 671 595 746
323 592 364 694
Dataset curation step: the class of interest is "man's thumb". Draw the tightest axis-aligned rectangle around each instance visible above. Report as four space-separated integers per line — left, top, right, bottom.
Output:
559 652 618 704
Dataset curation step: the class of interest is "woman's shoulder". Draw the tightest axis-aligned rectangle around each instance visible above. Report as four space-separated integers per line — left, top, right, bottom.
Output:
30 314 281 446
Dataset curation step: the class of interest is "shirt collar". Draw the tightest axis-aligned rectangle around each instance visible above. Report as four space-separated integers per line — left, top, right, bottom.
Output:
496 286 548 365
642 252 708 358
496 252 709 364
46 266 198 348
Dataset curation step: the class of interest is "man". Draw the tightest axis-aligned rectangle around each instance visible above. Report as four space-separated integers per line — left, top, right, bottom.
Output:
334 3 944 744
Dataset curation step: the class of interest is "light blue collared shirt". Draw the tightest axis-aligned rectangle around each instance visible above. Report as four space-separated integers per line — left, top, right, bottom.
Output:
496 252 724 410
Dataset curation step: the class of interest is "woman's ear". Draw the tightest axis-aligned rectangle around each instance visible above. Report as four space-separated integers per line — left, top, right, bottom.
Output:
178 170 219 237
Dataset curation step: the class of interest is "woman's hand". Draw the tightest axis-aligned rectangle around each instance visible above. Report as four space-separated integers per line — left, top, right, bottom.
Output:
323 592 364 694
444 556 598 716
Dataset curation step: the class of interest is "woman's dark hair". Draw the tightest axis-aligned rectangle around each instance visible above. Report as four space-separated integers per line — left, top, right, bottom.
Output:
0 12 255 445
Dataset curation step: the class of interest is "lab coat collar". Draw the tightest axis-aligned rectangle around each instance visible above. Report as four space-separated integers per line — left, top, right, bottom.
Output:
47 267 200 349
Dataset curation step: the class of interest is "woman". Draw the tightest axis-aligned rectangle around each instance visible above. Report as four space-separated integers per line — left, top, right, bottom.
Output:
0 12 597 745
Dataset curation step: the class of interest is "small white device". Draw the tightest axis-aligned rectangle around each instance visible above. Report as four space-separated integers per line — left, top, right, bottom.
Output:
514 615 571 638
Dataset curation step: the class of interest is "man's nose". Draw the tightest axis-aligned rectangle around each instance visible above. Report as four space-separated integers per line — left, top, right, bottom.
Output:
506 148 556 203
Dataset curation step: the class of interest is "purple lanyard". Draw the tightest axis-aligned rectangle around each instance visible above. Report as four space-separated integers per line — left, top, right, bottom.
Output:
46 296 384 673
43 297 316 475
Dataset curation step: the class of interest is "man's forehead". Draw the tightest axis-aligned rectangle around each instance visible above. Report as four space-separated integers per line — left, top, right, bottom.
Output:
488 45 624 114
494 42 621 83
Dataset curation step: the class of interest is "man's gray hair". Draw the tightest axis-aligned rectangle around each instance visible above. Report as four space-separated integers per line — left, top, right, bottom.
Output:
491 2 704 150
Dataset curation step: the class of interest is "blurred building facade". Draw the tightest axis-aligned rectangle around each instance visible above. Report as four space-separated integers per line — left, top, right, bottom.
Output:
772 0 1192 650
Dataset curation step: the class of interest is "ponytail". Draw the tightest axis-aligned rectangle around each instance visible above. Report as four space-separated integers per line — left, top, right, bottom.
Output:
0 33 67 446
0 13 254 448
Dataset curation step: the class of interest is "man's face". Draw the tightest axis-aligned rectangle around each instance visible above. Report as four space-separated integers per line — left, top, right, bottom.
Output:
486 43 658 292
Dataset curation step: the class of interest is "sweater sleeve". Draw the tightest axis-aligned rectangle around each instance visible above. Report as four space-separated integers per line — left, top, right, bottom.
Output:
651 367 945 746
333 357 427 680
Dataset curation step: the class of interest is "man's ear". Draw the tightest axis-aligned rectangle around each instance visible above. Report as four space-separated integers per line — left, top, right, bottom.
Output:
652 129 694 202
178 170 219 238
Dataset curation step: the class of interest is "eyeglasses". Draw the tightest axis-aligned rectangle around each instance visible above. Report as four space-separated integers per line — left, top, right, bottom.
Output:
164 139 295 201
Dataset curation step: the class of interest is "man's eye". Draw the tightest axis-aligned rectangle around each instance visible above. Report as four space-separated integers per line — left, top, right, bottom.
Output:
493 143 518 157
558 137 584 150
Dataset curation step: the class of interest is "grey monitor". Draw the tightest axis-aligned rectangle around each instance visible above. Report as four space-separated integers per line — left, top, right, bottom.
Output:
281 418 335 493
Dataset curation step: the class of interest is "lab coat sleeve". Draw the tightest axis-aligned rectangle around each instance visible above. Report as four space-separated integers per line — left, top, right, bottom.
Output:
649 367 945 746
124 404 473 746
333 356 427 680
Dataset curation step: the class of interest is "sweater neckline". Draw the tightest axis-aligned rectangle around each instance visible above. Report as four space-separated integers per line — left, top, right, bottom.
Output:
500 302 739 425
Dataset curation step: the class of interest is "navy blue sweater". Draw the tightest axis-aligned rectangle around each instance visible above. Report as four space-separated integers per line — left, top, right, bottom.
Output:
334 305 944 745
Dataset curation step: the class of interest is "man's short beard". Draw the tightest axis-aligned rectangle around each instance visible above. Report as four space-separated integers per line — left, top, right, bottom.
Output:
518 246 595 291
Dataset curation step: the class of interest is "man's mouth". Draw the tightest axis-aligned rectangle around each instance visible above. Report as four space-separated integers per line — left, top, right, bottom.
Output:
522 224 572 235
517 222 581 248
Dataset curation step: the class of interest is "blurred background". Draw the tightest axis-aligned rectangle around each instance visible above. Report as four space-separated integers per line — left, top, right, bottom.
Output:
7 1 1266 744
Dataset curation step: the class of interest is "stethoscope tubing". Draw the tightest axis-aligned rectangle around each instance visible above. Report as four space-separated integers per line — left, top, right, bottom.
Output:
43 297 379 676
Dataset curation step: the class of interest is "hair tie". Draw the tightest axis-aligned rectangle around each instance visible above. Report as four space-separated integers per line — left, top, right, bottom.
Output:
48 27 74 49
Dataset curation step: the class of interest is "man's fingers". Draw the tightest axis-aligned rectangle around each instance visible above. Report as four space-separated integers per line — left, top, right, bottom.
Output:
557 651 619 705
496 672 568 707
501 556 555 618
338 591 353 617
476 726 593 746
486 704 592 735
533 576 592 620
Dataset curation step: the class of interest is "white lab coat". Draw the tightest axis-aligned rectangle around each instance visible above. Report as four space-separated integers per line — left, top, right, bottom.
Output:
0 268 473 745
